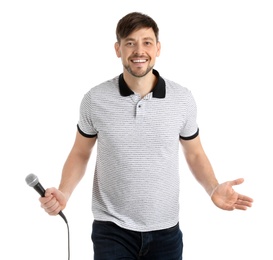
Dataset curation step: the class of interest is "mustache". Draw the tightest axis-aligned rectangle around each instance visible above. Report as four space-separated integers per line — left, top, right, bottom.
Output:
129 54 149 59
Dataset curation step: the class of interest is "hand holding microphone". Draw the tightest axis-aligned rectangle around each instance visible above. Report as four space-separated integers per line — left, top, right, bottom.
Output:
25 173 68 223
26 174 70 259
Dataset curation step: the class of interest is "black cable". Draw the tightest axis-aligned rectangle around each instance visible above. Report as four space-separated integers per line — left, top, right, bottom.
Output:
66 220 70 260
60 213 70 260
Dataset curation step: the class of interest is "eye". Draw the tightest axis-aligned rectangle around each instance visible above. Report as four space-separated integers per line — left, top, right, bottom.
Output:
126 42 134 47
144 41 152 46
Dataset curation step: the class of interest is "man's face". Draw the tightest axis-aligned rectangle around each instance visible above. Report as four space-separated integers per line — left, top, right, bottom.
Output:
115 27 161 78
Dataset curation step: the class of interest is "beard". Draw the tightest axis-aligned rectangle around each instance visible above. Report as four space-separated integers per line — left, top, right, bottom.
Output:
123 64 154 78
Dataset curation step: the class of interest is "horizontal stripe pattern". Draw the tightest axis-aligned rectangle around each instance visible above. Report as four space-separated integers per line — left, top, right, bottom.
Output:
78 74 198 231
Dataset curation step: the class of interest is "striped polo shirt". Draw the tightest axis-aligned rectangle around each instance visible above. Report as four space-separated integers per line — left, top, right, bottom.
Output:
77 70 199 232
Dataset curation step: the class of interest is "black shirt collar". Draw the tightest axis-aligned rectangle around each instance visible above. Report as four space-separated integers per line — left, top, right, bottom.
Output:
118 69 166 98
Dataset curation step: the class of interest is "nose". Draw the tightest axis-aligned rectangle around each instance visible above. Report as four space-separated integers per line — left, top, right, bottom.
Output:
133 43 144 56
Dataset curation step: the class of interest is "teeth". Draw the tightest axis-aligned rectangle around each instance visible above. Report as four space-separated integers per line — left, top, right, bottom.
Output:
133 59 146 63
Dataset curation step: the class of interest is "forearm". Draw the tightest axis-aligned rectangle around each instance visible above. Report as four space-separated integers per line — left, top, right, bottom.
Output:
58 149 91 201
186 152 219 196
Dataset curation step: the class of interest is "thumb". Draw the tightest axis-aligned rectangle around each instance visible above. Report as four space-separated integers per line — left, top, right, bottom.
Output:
44 187 58 197
46 187 67 207
230 178 244 186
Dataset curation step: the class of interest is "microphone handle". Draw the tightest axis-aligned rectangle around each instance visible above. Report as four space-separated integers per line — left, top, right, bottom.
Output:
34 182 46 197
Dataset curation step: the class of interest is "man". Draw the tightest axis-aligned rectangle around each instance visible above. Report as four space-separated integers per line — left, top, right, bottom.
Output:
40 12 253 259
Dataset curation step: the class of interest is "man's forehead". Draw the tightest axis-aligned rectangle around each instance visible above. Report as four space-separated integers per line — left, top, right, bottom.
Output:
123 27 156 41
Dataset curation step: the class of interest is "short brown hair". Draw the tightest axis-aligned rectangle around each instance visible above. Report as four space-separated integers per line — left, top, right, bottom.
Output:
116 12 159 43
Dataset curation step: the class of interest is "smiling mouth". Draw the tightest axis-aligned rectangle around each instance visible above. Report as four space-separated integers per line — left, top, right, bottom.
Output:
131 59 147 63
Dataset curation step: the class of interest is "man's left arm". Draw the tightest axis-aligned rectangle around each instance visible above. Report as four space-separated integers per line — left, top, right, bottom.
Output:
180 136 253 210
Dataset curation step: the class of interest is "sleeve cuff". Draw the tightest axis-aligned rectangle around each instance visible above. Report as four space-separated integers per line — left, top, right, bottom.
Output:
180 128 199 141
77 124 97 138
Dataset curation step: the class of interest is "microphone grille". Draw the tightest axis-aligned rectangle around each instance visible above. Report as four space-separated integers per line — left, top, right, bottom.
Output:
25 173 39 187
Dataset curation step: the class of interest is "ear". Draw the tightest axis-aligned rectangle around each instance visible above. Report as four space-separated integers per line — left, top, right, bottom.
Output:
156 41 161 57
114 42 121 57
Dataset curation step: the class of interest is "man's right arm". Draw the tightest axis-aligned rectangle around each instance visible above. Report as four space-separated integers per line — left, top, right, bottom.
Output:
39 131 97 216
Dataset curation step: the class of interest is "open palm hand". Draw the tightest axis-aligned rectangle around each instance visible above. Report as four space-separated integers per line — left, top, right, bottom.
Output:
211 178 253 210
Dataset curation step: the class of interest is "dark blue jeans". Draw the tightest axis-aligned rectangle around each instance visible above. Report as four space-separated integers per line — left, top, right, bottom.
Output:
91 220 183 260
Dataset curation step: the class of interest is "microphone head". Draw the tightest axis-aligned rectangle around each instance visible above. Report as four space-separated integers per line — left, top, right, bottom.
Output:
25 173 39 187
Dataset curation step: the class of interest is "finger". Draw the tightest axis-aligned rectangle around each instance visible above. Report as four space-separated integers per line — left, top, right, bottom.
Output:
47 203 61 215
238 194 254 203
237 199 253 207
42 198 60 215
234 196 253 210
39 194 53 204
234 204 248 210
234 200 253 210
43 196 58 209
45 187 57 197
230 178 244 186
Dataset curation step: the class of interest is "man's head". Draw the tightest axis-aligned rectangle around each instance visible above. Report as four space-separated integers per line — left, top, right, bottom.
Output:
115 12 161 78
116 12 159 43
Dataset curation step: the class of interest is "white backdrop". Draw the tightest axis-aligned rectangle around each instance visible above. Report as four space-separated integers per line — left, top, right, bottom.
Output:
1 0 272 259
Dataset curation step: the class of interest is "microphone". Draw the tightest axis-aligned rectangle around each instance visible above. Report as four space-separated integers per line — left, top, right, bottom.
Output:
25 173 67 223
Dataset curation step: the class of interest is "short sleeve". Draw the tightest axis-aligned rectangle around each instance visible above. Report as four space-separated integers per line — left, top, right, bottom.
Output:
77 92 98 138
179 91 199 140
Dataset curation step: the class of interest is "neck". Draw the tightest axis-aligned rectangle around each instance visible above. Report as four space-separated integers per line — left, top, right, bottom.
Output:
123 70 157 98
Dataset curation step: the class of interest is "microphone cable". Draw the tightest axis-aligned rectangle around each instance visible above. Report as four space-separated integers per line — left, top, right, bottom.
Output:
61 214 70 260
67 221 70 260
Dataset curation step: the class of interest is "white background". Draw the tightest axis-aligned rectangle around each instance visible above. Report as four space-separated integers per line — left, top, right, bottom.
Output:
1 0 272 259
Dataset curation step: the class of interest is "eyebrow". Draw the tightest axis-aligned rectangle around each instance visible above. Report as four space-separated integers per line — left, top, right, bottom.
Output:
124 37 155 42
